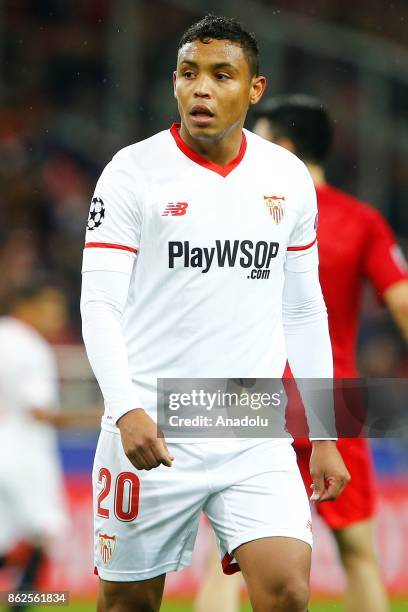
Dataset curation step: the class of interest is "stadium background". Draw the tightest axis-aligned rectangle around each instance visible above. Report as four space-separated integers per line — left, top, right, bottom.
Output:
0 0 407 610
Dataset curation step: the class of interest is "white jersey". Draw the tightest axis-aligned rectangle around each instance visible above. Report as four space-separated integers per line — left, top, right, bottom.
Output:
0 317 59 433
82 124 321 431
0 317 67 551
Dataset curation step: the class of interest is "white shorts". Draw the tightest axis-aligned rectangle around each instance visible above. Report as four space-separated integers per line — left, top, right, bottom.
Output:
93 430 312 582
0 444 68 553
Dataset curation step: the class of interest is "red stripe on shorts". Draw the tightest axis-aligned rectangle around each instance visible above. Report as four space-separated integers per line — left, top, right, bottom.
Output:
221 552 241 575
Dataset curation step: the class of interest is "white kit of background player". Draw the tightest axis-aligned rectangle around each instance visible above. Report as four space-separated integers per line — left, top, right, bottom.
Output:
0 318 67 554
81 123 333 580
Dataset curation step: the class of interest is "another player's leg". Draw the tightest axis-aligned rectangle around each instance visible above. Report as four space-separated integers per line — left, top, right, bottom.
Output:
0 541 45 612
97 575 165 612
10 543 45 611
333 519 389 612
306 439 389 612
13 545 44 592
235 536 310 612
193 530 241 612
295 438 388 610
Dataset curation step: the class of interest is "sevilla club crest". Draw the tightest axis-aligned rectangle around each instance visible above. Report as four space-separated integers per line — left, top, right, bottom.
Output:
99 533 116 564
264 195 285 224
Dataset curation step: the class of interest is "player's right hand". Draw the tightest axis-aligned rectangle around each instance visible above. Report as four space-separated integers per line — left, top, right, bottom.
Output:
117 408 174 470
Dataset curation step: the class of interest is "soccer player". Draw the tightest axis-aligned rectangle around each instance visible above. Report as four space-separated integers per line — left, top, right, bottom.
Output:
0 279 69 604
253 95 408 612
80 16 350 612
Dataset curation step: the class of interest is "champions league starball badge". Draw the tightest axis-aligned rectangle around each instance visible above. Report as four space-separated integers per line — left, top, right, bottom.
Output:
87 196 105 230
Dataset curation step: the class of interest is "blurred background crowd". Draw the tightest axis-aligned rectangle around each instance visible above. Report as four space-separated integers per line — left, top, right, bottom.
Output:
1 0 407 371
0 0 407 604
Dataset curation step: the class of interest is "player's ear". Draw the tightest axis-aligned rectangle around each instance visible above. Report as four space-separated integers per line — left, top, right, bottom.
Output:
249 75 267 106
173 70 178 99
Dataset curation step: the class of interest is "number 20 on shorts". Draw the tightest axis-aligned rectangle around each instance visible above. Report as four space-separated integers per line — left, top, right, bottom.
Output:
97 467 140 522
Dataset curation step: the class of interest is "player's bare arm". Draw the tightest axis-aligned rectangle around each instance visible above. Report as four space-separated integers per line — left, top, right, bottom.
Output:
309 440 350 503
383 279 408 342
31 402 174 469
30 405 103 428
117 408 174 471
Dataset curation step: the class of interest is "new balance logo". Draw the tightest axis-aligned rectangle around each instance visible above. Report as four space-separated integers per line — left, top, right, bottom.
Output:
162 202 189 217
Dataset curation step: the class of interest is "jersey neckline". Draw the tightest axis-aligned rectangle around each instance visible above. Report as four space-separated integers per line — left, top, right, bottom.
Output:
170 123 247 178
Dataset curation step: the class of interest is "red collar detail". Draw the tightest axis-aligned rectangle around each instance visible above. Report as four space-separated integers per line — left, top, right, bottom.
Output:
170 123 247 178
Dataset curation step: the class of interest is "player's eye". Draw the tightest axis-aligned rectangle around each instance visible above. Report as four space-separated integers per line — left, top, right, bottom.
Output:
215 73 230 80
183 71 195 79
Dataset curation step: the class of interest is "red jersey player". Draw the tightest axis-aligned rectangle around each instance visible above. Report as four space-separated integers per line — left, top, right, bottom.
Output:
254 95 408 612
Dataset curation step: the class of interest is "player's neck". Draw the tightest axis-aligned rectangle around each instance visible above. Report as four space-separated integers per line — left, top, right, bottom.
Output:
179 122 244 166
307 163 326 187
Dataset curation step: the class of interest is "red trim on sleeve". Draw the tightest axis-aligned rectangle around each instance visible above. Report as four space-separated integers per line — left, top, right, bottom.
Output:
287 237 317 252
84 242 137 254
221 552 241 575
170 123 247 178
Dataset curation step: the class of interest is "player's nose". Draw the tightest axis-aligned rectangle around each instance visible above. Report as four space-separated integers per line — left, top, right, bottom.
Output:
193 75 212 98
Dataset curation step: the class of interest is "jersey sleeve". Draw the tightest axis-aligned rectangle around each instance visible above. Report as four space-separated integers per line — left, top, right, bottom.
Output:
283 239 336 440
82 151 143 275
81 270 143 422
286 163 318 271
21 345 59 410
363 208 408 296
287 164 318 253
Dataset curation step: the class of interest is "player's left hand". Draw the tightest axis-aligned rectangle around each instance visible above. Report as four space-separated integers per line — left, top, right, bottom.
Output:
309 440 350 503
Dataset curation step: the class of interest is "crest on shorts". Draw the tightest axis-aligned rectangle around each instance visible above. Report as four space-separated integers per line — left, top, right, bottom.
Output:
264 195 285 224
99 533 116 564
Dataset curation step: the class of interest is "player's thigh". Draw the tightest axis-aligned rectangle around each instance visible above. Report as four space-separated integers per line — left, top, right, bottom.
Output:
234 536 311 602
93 430 206 582
98 574 165 612
205 441 312 574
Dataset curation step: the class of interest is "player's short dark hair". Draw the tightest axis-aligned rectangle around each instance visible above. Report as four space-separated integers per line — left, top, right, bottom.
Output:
178 14 259 76
253 94 334 164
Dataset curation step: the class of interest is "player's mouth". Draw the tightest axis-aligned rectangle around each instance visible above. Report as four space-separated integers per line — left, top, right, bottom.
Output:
189 105 215 126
